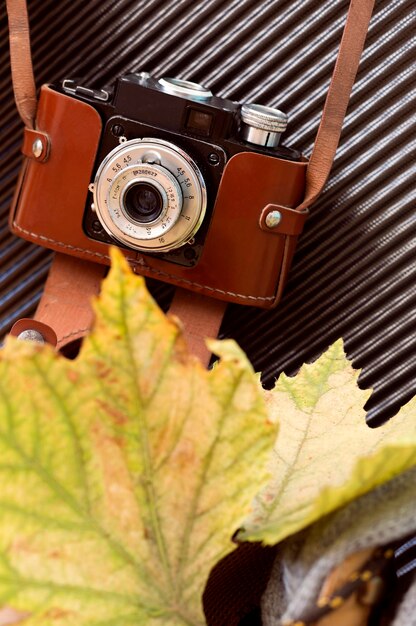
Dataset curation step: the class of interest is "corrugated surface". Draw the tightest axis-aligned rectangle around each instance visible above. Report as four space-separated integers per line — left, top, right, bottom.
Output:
2 0 414 427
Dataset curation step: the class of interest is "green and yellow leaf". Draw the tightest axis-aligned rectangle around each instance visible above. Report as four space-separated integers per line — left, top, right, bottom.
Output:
0 249 275 626
239 340 416 545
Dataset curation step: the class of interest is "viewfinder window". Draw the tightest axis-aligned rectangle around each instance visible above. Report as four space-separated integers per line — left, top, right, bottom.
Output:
186 108 213 136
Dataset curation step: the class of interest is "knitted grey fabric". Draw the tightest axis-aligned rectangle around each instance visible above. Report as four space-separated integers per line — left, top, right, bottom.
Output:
262 466 416 626
392 578 416 626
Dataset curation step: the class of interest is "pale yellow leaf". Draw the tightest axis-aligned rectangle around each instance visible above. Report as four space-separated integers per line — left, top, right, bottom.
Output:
239 340 416 544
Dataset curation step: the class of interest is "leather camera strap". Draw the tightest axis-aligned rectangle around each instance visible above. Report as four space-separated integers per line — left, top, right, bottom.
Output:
6 0 374 365
6 0 36 130
297 0 375 212
10 254 105 349
11 257 226 366
168 288 227 365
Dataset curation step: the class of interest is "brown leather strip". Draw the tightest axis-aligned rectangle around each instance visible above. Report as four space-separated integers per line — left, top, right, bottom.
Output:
6 0 37 130
33 253 106 349
259 204 309 236
168 288 227 367
298 0 375 211
22 127 50 161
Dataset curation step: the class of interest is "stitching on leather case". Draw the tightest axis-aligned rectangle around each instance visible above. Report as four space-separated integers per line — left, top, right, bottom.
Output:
140 266 275 301
13 223 276 302
58 327 91 345
13 224 111 262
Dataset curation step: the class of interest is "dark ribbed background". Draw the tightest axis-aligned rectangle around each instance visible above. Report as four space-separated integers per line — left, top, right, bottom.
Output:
0 0 414 432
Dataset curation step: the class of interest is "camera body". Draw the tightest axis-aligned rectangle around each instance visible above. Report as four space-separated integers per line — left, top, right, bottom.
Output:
10 72 308 307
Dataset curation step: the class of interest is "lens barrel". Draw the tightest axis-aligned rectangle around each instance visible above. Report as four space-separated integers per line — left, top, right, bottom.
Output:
92 137 207 252
123 182 164 223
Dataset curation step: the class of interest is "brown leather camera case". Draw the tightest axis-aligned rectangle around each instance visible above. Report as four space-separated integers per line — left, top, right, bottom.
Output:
10 85 308 308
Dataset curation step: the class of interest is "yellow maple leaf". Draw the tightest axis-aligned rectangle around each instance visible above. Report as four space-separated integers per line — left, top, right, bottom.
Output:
239 340 416 545
0 249 275 626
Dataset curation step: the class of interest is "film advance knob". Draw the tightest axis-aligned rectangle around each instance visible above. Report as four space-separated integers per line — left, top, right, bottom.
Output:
240 103 288 148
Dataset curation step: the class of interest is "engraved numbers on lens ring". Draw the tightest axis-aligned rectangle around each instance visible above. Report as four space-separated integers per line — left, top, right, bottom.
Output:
92 138 207 253
108 165 180 241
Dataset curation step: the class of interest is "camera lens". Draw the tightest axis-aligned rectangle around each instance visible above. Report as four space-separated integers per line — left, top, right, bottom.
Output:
93 138 207 252
123 182 164 223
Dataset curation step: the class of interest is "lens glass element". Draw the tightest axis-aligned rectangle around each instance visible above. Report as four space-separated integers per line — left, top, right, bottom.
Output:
123 182 164 223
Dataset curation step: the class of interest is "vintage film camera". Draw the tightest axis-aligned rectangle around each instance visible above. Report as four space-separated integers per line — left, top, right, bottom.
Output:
11 73 308 307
